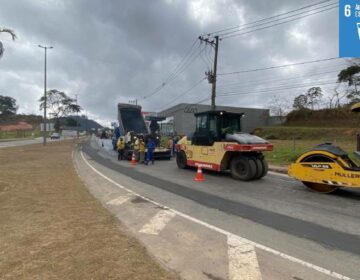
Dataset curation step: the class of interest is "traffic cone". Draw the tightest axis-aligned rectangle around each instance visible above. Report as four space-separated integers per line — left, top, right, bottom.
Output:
131 151 137 166
194 165 205 182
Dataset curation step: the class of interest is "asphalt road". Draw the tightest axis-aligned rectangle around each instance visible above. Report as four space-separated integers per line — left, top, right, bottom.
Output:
79 137 360 279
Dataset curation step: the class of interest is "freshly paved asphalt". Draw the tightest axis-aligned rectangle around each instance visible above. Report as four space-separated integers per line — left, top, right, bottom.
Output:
82 139 360 256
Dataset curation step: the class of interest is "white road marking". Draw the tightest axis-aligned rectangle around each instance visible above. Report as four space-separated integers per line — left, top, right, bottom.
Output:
139 210 176 235
106 195 131 206
79 150 354 280
228 234 262 280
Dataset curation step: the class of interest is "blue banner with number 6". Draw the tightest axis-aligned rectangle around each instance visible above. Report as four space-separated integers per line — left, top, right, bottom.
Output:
340 0 360 57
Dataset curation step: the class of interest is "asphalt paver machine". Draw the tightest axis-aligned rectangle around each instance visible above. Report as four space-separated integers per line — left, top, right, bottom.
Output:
288 102 360 193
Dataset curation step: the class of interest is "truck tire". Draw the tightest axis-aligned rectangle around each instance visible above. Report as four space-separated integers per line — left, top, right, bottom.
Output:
176 151 188 169
252 157 264 180
230 156 256 181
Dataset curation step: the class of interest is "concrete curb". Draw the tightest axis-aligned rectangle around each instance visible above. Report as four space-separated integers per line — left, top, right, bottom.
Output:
0 137 34 142
268 165 288 175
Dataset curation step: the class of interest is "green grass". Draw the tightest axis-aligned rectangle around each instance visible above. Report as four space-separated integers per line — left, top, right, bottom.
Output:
265 139 358 166
255 126 359 141
0 130 44 140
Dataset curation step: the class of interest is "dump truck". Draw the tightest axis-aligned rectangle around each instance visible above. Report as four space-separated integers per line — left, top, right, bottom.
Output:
115 103 171 160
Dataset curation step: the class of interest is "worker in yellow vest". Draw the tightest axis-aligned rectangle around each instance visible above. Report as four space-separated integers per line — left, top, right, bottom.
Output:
139 138 146 163
117 137 125 161
134 137 140 161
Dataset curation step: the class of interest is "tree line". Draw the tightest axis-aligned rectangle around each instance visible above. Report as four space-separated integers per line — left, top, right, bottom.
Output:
270 60 360 120
0 90 81 131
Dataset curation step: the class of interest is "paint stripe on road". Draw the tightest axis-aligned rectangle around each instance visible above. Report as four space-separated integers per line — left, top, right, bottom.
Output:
228 234 262 280
139 210 176 235
106 195 131 206
79 150 355 280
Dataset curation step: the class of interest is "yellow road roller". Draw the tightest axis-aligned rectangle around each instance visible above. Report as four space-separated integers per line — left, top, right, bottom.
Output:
288 102 360 193
176 110 273 181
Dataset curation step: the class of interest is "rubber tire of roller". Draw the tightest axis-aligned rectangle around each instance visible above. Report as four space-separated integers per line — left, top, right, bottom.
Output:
230 156 257 181
176 151 188 169
251 157 264 180
260 158 269 178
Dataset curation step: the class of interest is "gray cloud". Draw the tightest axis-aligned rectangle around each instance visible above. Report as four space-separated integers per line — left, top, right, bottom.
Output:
0 0 340 125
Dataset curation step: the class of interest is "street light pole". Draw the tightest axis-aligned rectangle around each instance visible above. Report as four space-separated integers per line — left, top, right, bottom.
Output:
38 45 53 146
75 94 79 138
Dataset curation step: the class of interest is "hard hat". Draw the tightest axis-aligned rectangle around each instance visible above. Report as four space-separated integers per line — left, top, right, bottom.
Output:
351 102 360 112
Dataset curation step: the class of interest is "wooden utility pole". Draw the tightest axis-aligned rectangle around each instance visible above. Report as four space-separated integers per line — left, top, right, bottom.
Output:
199 35 219 111
211 36 219 111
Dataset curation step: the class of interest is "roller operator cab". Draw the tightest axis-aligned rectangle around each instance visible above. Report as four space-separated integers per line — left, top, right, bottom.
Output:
288 102 360 193
176 111 273 181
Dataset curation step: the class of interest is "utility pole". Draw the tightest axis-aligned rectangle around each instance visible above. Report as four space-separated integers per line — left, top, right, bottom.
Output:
199 35 219 111
85 110 88 134
75 94 79 138
38 45 53 145
129 99 138 105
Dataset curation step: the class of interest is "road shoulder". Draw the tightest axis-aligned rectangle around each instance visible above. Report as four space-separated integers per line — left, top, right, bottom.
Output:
0 141 177 280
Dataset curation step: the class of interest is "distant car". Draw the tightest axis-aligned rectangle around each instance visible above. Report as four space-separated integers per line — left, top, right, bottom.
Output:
50 132 60 139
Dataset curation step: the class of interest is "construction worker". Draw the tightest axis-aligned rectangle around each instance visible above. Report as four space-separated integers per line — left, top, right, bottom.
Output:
173 136 179 157
139 138 145 163
117 137 125 160
134 137 140 161
167 137 174 157
145 137 156 165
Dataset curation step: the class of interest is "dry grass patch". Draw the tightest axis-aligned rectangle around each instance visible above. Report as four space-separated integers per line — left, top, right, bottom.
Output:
0 141 178 280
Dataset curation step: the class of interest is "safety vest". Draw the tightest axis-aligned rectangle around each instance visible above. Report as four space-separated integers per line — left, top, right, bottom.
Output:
139 141 145 152
117 139 125 150
134 139 140 150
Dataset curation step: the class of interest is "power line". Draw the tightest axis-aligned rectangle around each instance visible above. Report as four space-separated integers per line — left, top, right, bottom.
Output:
196 81 338 105
218 57 342 76
221 5 338 40
217 77 337 95
218 81 337 97
215 1 337 38
143 41 208 100
206 0 334 36
158 77 206 111
162 40 201 85
171 61 345 107
166 38 199 81
143 38 201 99
216 66 346 92
199 43 211 69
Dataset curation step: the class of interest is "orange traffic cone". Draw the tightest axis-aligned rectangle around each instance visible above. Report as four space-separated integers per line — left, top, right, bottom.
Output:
131 151 137 166
194 165 205 182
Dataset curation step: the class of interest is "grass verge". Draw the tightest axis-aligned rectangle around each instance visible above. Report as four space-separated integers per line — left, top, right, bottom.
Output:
265 139 358 166
0 141 177 280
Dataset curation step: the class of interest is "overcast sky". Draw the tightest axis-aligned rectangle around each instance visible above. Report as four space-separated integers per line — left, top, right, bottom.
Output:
0 0 342 126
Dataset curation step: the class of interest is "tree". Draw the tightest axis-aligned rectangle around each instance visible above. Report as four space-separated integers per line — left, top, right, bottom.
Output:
328 84 348 109
292 94 308 110
0 95 18 115
65 117 78 127
306 87 323 110
0 27 17 58
39 89 81 132
337 65 360 102
268 96 291 122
